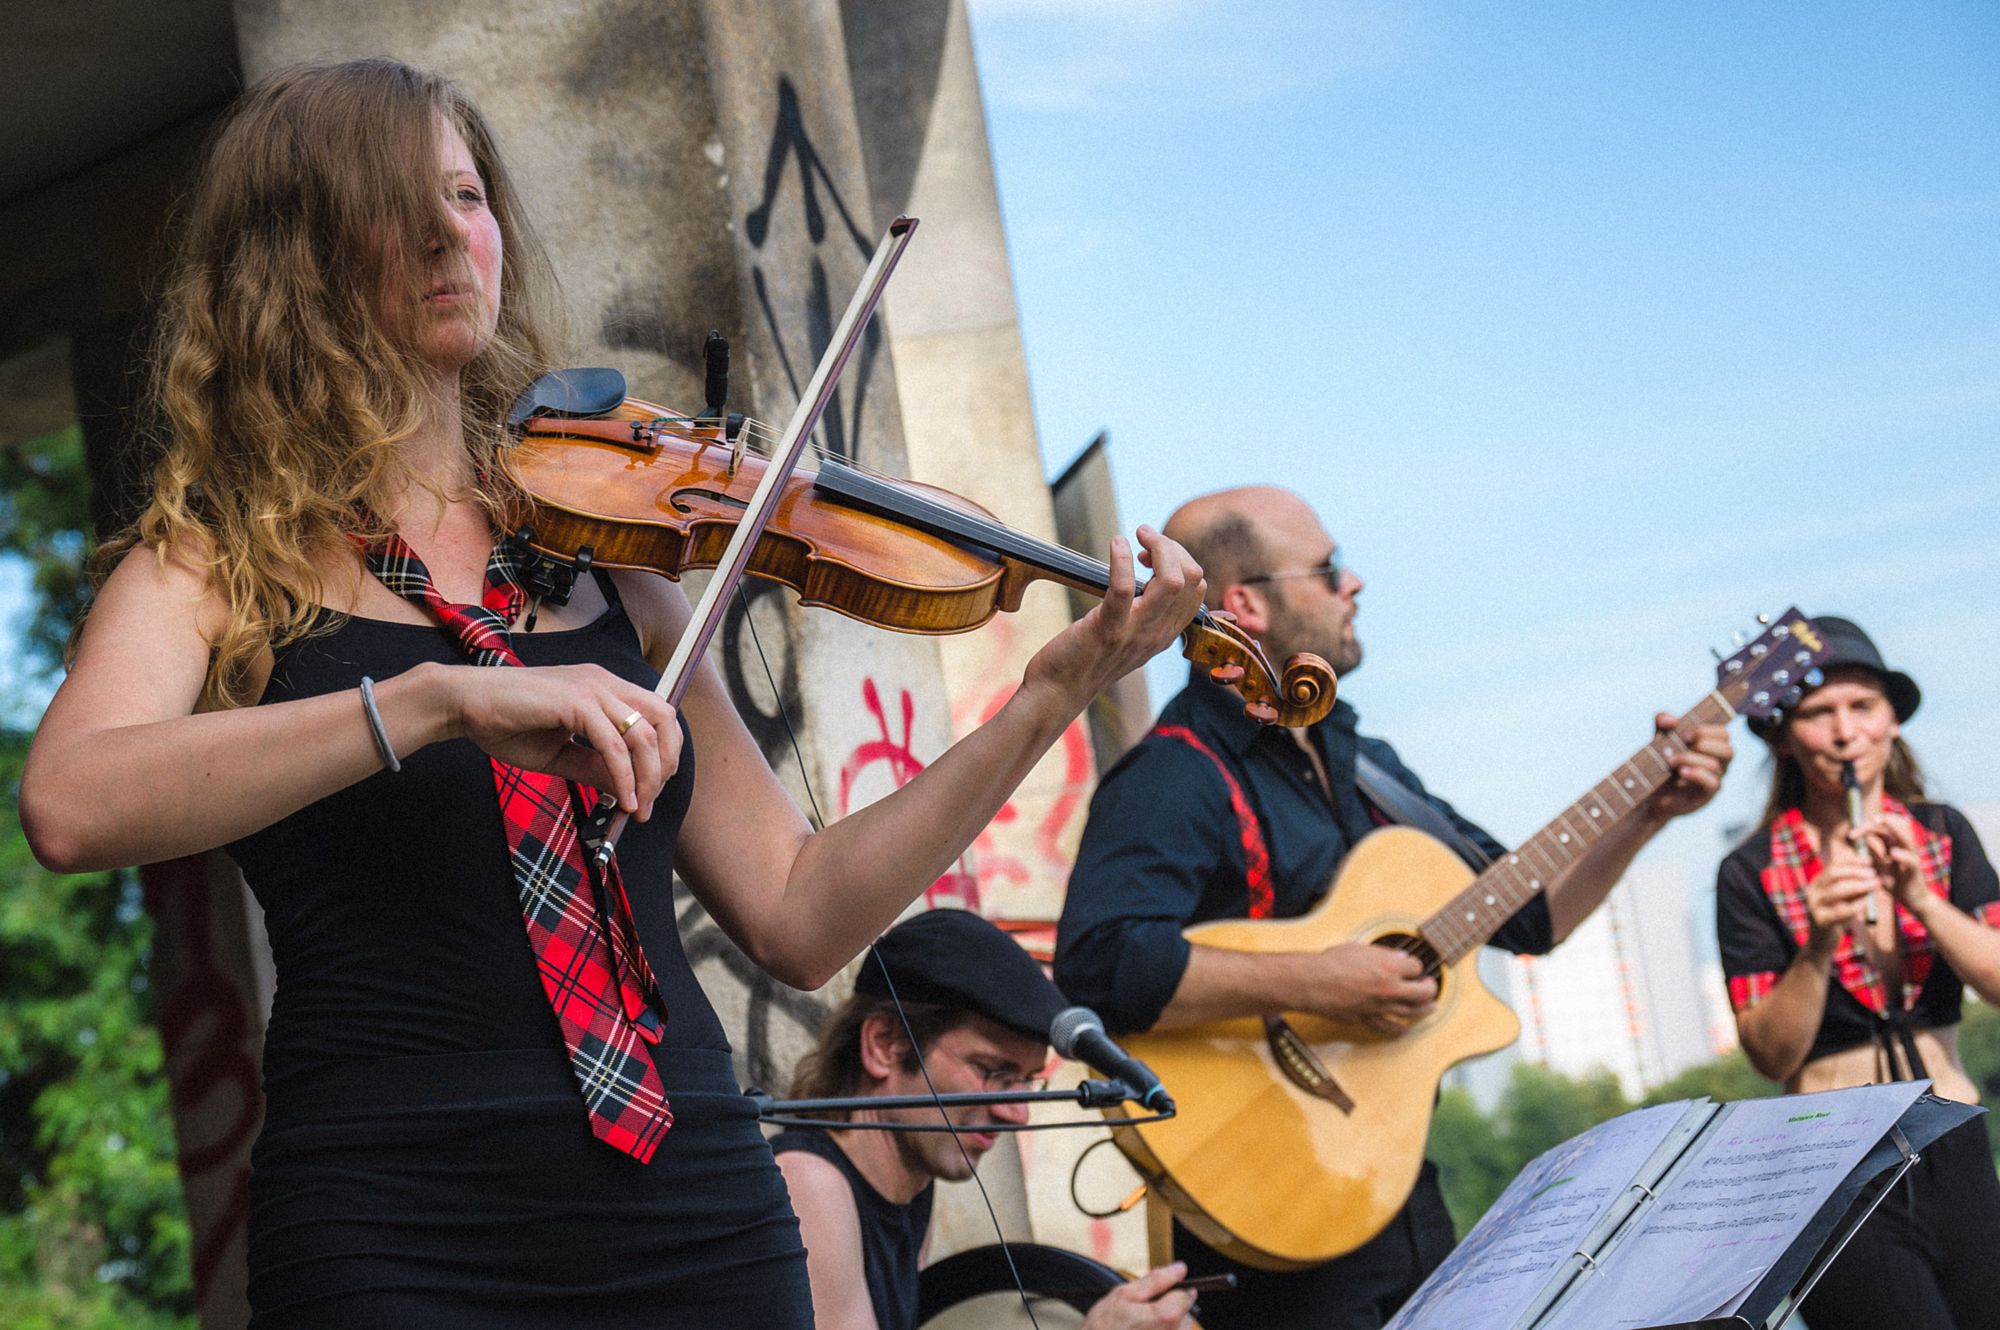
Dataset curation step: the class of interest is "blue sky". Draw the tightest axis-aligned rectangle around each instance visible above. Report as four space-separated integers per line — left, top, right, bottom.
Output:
966 0 2000 902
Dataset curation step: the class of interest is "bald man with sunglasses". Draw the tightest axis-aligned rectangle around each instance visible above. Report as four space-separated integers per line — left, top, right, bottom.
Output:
1054 485 1733 1329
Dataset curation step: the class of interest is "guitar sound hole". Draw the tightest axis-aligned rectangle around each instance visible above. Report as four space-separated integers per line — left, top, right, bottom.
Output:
1373 932 1444 985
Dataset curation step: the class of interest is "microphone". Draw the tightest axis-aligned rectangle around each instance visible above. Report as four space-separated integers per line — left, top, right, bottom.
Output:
1050 1007 1173 1112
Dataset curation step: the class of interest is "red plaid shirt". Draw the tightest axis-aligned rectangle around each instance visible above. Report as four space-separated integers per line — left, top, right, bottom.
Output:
1726 799 1995 1015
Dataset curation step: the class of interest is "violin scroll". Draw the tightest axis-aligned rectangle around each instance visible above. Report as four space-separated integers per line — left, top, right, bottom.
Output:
1183 610 1336 728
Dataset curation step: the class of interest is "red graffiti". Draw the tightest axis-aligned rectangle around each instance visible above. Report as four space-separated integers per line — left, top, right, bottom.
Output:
954 681 1096 885
838 677 981 910
142 856 263 1307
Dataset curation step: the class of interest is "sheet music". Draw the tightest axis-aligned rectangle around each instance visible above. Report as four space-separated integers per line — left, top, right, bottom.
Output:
1384 1103 1695 1330
1539 1081 1927 1329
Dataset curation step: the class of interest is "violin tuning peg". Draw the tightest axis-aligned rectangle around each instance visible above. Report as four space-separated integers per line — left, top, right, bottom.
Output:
1209 663 1246 686
1243 701 1280 725
1210 609 1237 624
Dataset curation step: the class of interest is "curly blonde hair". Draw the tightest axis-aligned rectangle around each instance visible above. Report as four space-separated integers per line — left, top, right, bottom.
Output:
101 58 564 709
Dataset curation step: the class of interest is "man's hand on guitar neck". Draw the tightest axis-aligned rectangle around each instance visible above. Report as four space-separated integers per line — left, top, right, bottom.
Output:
1154 940 1438 1036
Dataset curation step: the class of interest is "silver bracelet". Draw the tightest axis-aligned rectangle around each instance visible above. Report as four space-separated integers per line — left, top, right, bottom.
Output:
358 676 401 773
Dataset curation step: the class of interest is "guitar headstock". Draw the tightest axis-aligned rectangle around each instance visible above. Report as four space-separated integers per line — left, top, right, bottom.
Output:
1714 607 1835 721
1182 609 1337 728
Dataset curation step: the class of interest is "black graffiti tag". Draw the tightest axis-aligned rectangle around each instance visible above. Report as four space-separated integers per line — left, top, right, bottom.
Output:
743 75 883 463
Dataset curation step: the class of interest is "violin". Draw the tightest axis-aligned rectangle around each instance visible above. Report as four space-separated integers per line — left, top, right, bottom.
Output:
507 217 1329 867
501 378 1337 730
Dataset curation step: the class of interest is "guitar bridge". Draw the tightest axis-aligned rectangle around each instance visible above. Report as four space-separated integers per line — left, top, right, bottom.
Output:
1265 1016 1355 1113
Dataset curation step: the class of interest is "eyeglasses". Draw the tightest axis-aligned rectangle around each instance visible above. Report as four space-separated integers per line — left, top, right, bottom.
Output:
1241 552 1344 593
932 1045 1049 1094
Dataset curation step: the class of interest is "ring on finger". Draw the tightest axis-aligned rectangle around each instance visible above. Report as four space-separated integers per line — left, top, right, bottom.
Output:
616 710 644 737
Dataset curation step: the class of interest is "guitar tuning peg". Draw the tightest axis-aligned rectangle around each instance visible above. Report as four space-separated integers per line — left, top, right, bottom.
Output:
1243 701 1279 725
1209 663 1246 686
1731 631 1747 647
1757 612 1771 625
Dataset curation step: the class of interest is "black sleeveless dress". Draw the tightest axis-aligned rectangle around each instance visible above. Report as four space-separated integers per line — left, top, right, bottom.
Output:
232 594 812 1328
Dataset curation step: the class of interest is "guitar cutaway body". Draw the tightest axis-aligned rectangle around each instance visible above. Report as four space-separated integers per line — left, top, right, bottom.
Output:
1111 827 1521 1270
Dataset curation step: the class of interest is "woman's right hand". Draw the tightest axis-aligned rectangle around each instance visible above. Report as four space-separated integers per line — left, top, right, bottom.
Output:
435 663 680 820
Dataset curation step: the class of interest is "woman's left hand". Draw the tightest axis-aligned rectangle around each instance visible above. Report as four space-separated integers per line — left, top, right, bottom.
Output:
1862 814 1928 914
1021 526 1206 711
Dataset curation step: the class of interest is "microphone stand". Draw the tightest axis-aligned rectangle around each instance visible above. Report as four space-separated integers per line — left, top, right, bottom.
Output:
750 1080 1176 1132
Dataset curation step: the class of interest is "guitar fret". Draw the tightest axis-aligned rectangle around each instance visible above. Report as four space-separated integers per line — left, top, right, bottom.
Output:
1428 692 1733 964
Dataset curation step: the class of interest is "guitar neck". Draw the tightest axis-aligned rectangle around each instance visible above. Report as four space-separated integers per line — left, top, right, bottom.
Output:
1422 690 1737 965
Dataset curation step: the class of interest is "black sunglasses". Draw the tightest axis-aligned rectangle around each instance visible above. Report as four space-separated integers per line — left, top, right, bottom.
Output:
1240 553 1344 593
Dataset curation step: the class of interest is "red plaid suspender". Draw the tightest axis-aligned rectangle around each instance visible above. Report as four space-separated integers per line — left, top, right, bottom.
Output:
1151 726 1274 921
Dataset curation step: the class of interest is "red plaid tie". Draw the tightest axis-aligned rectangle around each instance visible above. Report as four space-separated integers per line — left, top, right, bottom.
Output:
366 532 673 1161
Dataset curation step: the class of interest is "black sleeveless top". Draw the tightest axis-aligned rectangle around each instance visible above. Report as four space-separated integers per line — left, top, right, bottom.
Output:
229 595 726 1093
770 1127 933 1330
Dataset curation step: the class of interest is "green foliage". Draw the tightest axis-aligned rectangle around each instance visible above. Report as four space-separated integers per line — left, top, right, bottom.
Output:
1638 1050 1779 1108
0 423 94 680
1429 1086 1512 1235
1959 999 2000 1105
0 733 194 1328
0 421 194 1326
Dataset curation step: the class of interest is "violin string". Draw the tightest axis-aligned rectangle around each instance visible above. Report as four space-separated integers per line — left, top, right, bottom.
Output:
702 414 1115 585
738 583 824 833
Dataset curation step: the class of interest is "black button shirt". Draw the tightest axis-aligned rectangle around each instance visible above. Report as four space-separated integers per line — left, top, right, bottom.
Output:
1055 673 1555 1035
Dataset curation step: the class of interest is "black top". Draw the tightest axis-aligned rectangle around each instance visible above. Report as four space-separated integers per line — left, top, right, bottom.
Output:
1055 673 1553 1036
229 599 725 1093
1717 801 1999 1063
770 1127 933 1330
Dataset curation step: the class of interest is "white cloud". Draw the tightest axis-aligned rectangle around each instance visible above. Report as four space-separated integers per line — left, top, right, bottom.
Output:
967 0 1415 114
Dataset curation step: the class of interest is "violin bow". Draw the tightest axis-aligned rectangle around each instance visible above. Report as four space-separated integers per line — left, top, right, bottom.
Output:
586 216 920 868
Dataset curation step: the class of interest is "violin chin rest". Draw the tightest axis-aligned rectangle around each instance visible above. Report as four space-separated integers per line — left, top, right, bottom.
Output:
507 368 630 429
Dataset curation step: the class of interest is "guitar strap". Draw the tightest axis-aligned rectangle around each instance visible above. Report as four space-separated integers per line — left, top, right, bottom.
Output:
1352 752 1497 874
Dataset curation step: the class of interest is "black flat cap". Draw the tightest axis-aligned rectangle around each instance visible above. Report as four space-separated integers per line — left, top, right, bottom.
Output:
855 909 1066 1044
1750 614 1921 738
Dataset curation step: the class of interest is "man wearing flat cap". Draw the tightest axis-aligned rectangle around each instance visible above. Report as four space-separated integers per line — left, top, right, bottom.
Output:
774 908 1196 1330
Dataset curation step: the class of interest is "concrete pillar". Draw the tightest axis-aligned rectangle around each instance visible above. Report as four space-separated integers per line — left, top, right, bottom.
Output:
1053 433 1154 768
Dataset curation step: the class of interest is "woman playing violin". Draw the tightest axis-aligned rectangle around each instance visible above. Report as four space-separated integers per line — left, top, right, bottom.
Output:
1717 615 2000 1330
19 58 1204 1328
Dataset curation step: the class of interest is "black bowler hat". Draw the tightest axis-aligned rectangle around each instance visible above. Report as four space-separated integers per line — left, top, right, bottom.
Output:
1749 614 1921 739
853 909 1067 1045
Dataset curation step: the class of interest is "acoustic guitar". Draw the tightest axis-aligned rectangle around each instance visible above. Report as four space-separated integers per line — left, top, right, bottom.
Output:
1107 612 1832 1271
